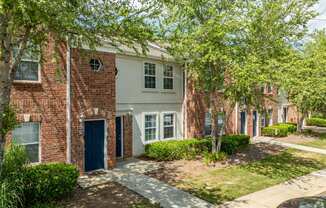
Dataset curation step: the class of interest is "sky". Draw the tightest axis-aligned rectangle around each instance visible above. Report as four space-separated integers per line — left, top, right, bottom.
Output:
309 0 326 31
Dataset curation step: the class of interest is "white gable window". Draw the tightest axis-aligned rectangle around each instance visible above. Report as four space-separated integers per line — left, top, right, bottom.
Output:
144 114 158 142
144 63 156 89
14 47 40 82
163 65 173 90
12 122 40 163
163 113 175 139
89 58 103 72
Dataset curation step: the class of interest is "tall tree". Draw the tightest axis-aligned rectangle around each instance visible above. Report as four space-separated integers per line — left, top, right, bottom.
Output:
281 30 326 131
0 0 160 161
161 0 317 152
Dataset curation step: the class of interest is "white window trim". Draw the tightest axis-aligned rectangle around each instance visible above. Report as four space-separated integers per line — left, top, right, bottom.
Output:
13 122 41 164
162 64 174 91
142 112 159 144
161 112 176 140
204 111 212 136
13 56 41 84
143 62 157 91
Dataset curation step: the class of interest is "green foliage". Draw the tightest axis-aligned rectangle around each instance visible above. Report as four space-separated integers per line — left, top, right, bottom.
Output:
145 135 250 161
0 105 17 137
30 203 60 208
203 152 227 165
0 144 28 208
220 135 250 155
145 139 211 161
24 163 79 206
262 123 297 137
306 117 326 127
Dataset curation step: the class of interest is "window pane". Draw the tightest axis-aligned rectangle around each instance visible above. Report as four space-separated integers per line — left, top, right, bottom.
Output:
145 115 156 128
204 112 212 135
164 65 173 77
145 128 156 141
164 127 174 139
144 63 155 75
13 122 39 144
15 61 39 81
164 78 173 89
145 76 156 88
26 144 39 163
164 114 174 126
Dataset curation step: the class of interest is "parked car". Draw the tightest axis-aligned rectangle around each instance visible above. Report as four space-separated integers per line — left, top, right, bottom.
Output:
277 196 326 208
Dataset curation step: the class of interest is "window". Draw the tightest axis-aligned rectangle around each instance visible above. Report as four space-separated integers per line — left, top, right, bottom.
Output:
217 112 225 131
144 63 156 89
163 65 173 90
282 107 288 123
144 114 158 142
204 112 212 135
89 59 103 72
163 113 175 139
268 109 273 126
14 47 40 82
266 84 272 93
12 122 40 163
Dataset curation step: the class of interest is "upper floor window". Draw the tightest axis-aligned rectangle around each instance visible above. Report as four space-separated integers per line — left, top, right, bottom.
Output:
12 122 40 163
163 65 173 90
14 47 40 82
163 113 175 139
144 63 156 89
89 58 103 72
266 84 273 93
144 114 158 142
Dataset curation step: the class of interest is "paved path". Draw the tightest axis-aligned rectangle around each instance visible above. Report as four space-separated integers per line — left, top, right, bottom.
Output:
79 159 214 208
254 136 326 155
218 169 326 208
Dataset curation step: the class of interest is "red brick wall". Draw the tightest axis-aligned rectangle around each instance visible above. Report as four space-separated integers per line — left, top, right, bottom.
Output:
9 39 67 163
71 49 116 172
123 114 133 158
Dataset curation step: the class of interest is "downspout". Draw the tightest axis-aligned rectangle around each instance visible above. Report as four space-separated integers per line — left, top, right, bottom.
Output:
66 39 71 163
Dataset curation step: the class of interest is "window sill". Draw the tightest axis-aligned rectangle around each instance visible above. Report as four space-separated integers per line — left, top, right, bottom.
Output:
143 137 179 144
142 89 160 93
160 90 176 94
13 80 41 85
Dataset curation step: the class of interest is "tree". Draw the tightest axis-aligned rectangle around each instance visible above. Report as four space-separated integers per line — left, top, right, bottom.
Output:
281 30 326 131
161 0 317 152
0 0 161 161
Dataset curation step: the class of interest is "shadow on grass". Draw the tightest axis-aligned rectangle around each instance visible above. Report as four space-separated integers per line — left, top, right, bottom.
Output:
241 151 325 181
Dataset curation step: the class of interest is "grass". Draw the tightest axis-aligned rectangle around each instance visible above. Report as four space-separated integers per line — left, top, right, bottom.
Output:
301 133 326 149
131 200 161 208
176 149 326 205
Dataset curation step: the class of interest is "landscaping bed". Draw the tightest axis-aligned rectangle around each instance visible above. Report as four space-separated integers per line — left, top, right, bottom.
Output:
145 144 326 205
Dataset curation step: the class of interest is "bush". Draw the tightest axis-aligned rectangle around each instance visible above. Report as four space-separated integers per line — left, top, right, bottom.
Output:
145 139 211 161
221 135 250 154
306 117 326 127
0 144 28 208
203 152 227 165
262 123 297 137
145 135 250 161
24 163 79 206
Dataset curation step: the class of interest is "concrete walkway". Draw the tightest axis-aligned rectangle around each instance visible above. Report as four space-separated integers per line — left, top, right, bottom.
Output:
254 136 326 155
218 169 326 208
79 159 214 208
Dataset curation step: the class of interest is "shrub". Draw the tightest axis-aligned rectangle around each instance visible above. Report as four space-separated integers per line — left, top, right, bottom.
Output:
203 152 227 165
145 139 211 161
274 123 297 133
0 144 28 208
24 163 79 206
306 117 326 127
221 134 250 154
145 135 250 161
262 123 297 137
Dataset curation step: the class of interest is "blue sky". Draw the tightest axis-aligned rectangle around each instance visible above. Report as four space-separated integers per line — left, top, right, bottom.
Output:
309 0 326 31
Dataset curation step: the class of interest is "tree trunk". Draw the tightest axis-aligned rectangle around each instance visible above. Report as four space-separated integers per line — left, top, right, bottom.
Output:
0 61 12 163
210 93 218 153
297 112 308 132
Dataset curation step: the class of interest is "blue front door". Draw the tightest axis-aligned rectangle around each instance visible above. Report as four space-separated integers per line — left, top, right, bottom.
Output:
253 111 257 136
240 112 246 134
115 117 123 158
84 120 105 172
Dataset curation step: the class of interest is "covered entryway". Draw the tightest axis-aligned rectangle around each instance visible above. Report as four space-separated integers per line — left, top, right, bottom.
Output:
84 120 105 172
240 111 247 134
115 116 123 158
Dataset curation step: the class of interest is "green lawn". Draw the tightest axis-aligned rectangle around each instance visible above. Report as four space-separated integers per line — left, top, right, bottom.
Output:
301 139 326 149
176 149 326 205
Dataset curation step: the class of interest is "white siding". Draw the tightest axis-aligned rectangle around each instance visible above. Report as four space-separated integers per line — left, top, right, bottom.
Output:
116 55 184 156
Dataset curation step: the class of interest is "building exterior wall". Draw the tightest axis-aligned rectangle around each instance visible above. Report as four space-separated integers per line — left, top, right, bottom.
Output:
8 39 67 163
123 114 133 158
70 49 116 172
116 55 184 156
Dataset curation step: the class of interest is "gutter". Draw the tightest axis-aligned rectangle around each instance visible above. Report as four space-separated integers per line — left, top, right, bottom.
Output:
66 40 71 163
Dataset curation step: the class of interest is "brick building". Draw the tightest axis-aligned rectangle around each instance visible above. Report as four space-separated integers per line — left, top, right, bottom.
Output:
7 40 298 172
